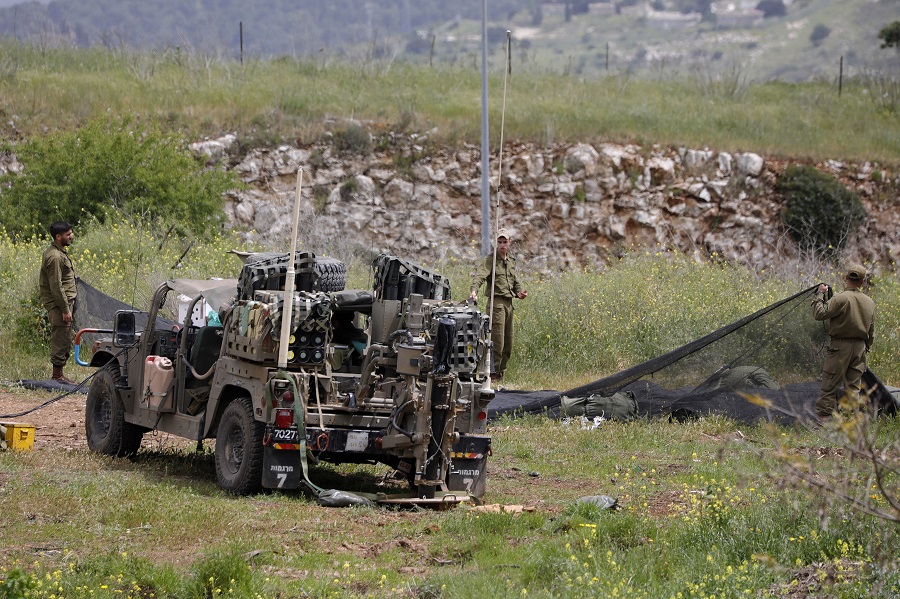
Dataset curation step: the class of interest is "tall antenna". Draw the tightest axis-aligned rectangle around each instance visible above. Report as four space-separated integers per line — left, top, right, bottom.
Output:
486 31 513 344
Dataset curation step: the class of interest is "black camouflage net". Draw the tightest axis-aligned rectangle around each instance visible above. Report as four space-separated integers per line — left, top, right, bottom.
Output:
75 278 176 333
489 285 897 425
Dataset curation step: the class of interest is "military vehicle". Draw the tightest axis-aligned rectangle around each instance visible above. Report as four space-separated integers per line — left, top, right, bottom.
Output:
82 252 495 504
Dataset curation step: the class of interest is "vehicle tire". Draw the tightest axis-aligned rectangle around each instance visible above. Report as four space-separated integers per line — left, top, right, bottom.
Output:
215 396 265 495
315 257 347 292
85 366 144 456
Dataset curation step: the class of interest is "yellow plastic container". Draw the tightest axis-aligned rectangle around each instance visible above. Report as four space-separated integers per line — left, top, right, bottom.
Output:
1 421 35 451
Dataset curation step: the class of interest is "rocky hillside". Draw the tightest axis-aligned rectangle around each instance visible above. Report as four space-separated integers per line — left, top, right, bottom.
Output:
192 133 899 274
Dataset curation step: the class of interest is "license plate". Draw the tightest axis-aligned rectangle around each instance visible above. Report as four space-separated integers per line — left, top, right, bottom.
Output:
271 426 300 443
345 431 369 452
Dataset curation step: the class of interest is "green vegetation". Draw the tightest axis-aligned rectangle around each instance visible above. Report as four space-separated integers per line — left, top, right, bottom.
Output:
0 40 898 165
1 414 899 597
778 165 867 258
0 219 254 381
879 20 900 51
0 118 240 237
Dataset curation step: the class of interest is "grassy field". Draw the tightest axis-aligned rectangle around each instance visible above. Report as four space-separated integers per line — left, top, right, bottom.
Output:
1 221 899 597
1 410 899 598
1 41 898 166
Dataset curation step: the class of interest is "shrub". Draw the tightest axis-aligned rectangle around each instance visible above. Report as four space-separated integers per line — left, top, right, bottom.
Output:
778 165 866 257
331 124 372 155
879 20 900 51
0 117 240 238
810 24 831 46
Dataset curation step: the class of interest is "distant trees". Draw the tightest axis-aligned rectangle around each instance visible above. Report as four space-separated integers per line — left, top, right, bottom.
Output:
879 20 900 51
810 24 831 46
756 0 786 18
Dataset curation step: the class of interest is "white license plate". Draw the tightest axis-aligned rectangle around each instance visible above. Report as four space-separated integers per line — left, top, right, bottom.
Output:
345 431 369 452
272 427 300 443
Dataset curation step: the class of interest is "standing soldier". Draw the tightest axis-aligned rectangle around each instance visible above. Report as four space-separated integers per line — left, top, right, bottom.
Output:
470 228 528 381
810 264 875 420
39 221 78 385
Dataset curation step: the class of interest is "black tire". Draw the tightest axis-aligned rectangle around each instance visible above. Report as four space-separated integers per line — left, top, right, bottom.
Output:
315 257 347 292
85 366 144 456
214 397 265 495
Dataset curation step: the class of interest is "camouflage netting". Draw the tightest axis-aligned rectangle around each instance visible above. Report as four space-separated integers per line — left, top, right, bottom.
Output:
75 278 177 332
488 285 898 425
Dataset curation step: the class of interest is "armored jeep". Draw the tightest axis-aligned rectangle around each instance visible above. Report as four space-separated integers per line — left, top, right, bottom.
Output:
83 252 495 503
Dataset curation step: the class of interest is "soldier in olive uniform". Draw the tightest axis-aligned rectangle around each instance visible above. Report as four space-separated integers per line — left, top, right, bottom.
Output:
39 221 77 385
469 228 528 381
810 264 875 419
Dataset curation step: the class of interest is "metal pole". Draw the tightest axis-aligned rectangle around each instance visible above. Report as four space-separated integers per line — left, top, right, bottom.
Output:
838 55 843 97
240 21 243 64
480 0 490 257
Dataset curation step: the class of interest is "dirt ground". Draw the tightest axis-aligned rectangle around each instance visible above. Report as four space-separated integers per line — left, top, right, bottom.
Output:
0 385 191 452
0 386 89 450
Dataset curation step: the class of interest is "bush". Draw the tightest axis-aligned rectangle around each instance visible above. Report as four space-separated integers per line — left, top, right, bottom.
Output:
879 20 900 51
0 117 240 238
778 165 865 257
810 24 831 46
331 124 372 155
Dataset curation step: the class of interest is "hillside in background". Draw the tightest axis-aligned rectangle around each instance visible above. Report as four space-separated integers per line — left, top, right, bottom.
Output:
0 0 896 82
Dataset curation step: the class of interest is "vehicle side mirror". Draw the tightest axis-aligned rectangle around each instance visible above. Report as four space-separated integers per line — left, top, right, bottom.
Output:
114 311 138 347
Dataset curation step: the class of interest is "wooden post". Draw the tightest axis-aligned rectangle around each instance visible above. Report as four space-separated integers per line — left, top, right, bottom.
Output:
240 21 243 64
606 41 609 71
430 35 435 67
838 55 843 97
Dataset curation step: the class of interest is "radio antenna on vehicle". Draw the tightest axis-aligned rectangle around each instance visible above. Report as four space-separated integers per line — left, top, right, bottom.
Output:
278 168 304 368
486 30 513 384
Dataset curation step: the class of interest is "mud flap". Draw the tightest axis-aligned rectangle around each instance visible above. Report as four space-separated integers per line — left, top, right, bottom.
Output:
262 444 303 490
448 435 491 499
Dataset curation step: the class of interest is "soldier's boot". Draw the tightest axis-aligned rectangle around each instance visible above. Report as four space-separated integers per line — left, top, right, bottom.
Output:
52 365 77 386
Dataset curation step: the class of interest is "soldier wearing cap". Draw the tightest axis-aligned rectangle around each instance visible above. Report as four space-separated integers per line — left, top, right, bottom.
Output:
810 263 875 419
470 228 528 381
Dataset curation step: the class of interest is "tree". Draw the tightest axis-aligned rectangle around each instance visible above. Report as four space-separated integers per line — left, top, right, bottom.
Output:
810 23 831 46
756 0 786 18
0 118 239 238
879 20 900 51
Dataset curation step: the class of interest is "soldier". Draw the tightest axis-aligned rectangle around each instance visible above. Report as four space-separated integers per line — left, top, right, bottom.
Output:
39 221 78 385
810 264 875 420
469 228 528 381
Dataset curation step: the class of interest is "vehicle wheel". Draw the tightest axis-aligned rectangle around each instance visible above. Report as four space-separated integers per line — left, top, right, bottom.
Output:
85 366 144 456
215 396 265 495
315 257 347 292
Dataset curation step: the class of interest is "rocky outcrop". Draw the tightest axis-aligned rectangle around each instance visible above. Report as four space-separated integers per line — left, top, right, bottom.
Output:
4 135 893 272
215 134 899 273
